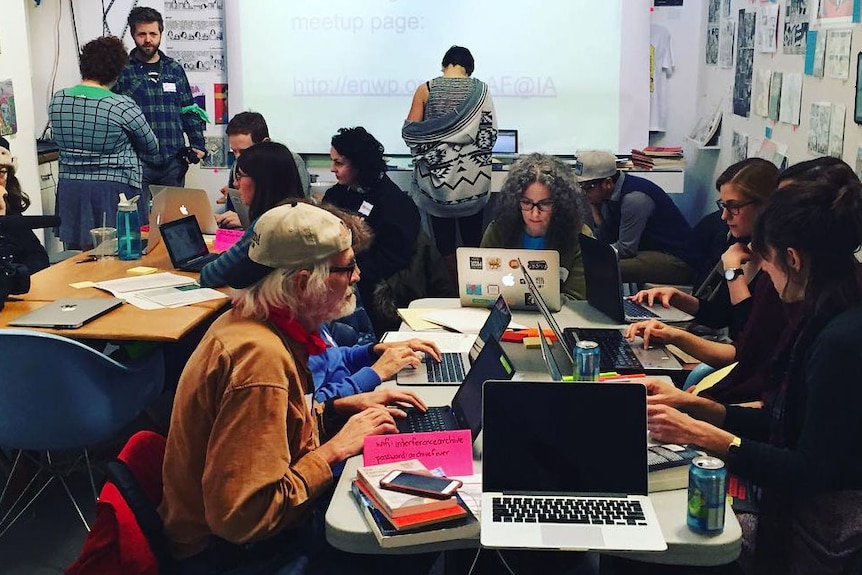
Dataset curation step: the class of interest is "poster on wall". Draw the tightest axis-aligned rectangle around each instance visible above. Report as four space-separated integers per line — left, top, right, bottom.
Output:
709 0 721 23
754 69 772 117
808 102 832 155
722 0 732 18
732 131 749 164
828 103 846 157
0 79 17 137
779 72 803 125
733 10 756 118
756 3 780 53
816 0 858 24
812 30 827 76
720 20 736 68
707 26 720 64
784 0 810 54
824 28 852 80
202 135 227 168
768 72 783 121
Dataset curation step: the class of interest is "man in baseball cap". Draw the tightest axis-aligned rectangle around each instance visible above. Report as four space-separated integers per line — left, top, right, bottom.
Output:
576 150 699 285
160 201 433 572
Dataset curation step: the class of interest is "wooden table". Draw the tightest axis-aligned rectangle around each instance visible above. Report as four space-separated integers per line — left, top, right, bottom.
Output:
1 244 229 342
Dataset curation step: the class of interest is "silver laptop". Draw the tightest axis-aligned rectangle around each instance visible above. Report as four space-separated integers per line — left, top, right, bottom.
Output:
226 188 250 228
392 295 512 385
537 322 564 381
481 381 667 552
521 261 683 375
579 234 693 323
456 247 561 312
10 298 123 329
145 186 218 254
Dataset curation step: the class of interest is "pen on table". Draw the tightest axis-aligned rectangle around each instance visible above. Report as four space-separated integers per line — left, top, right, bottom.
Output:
76 255 97 263
599 371 619 378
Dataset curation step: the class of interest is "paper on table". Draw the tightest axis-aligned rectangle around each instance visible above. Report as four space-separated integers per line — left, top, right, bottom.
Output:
450 474 482 519
94 272 196 295
423 308 526 334
136 286 227 308
396 308 446 331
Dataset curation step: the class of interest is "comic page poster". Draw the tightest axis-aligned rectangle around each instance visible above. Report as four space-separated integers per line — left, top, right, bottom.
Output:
0 79 17 137
733 10 756 118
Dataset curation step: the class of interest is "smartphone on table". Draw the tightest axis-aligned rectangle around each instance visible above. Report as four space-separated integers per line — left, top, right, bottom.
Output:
379 470 463 500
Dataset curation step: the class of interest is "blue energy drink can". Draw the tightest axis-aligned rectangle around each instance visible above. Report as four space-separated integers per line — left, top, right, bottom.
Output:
687 455 727 534
574 341 600 381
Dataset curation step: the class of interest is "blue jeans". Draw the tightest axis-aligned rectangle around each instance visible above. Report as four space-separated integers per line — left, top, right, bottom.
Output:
141 158 190 224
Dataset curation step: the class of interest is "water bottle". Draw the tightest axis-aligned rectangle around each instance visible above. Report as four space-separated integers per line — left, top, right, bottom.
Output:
117 193 142 260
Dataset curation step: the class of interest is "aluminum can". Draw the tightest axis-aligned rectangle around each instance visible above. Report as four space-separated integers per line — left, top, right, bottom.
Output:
687 455 727 534
574 341 600 381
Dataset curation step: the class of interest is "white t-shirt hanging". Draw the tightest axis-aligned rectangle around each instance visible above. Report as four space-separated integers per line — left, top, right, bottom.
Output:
649 24 674 133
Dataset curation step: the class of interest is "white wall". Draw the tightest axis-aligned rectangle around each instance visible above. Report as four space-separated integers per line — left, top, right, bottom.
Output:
1 1 43 226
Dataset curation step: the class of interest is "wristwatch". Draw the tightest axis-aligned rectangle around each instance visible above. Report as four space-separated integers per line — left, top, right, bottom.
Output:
724 267 744 281
727 435 742 456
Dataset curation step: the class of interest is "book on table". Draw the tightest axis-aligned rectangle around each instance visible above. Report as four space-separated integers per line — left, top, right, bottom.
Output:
352 480 468 530
355 460 462 518
647 443 705 492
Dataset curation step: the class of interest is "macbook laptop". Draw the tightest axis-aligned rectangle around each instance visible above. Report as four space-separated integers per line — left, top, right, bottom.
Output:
393 295 512 385
481 381 667 552
145 186 218 254
521 260 683 375
537 322 564 381
456 247 561 312
10 298 123 329
226 188 251 228
579 233 693 323
396 338 515 438
492 129 519 164
160 216 221 272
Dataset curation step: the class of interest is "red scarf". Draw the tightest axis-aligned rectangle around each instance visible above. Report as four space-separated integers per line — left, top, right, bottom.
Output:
268 307 327 355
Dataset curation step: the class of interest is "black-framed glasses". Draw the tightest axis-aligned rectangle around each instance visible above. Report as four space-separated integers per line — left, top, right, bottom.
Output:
519 198 555 213
234 170 248 182
580 179 604 191
715 199 755 216
0 168 8 175
329 261 357 275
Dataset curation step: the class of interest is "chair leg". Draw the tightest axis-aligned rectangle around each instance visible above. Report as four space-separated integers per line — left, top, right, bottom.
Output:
0 450 55 539
49 451 91 532
83 448 98 502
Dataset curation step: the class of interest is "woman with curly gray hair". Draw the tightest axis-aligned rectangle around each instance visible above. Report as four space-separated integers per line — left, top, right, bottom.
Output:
480 153 590 299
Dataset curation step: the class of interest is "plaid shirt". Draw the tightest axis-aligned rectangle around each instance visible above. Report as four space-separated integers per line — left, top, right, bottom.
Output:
49 85 159 188
113 49 206 165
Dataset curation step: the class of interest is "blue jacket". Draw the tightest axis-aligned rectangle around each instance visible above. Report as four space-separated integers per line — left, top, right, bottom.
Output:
309 326 381 402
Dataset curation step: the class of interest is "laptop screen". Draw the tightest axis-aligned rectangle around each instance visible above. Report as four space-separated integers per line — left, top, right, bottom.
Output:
492 129 518 155
160 216 208 265
452 338 515 439
469 295 512 361
482 381 648 495
579 233 626 323
520 262 575 364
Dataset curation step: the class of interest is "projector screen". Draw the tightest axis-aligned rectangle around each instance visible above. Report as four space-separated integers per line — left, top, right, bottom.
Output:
226 0 649 156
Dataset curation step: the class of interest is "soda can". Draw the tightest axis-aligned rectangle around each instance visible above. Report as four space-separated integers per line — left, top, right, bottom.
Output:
687 455 727 534
574 341 600 381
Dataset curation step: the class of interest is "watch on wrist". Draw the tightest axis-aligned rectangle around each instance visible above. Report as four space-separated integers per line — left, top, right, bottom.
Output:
724 267 744 281
727 435 742 455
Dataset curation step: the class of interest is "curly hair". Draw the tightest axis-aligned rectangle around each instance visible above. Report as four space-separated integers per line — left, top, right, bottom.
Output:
330 127 387 189
1 166 30 214
492 153 586 249
79 36 129 85
235 141 305 222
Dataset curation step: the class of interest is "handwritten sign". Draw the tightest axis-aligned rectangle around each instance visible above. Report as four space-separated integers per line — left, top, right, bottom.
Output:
213 228 244 252
363 430 473 476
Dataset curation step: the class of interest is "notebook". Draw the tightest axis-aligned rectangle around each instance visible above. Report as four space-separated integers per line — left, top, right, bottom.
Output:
145 186 218 254
481 381 667 552
10 298 123 329
520 260 683 375
455 247 561 312
579 233 693 323
226 188 251 228
392 295 512 385
160 216 221 272
396 338 515 438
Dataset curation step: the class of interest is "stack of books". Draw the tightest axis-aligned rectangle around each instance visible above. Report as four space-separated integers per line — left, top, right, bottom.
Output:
630 146 685 170
352 460 478 547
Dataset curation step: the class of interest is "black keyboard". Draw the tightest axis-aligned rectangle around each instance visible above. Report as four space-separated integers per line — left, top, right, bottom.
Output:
492 496 648 526
570 329 642 372
623 299 660 320
180 253 220 272
396 407 455 434
425 352 465 382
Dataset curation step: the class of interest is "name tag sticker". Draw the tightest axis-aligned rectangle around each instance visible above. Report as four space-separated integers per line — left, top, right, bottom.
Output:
358 201 374 216
163 82 177 93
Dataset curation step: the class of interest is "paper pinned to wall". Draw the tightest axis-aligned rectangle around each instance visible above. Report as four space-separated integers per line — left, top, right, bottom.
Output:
719 19 736 68
732 131 749 164
829 103 846 158
825 28 853 80
756 3 780 53
779 72 803 126
808 102 833 155
813 30 828 76
754 69 771 117
784 0 810 55
768 72 783 121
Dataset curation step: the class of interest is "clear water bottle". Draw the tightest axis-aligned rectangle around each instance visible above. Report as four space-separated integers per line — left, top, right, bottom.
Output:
117 193 142 260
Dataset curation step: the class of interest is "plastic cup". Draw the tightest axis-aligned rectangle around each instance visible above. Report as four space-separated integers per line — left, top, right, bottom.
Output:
90 227 118 259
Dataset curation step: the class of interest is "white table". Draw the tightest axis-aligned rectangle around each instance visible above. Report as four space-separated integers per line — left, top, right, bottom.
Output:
324 299 741 566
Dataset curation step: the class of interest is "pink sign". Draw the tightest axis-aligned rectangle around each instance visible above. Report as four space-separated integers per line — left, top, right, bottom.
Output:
363 430 473 476
213 228 244 252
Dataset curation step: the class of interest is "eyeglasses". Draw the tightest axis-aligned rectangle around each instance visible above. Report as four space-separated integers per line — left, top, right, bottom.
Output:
715 199 755 216
0 168 7 176
519 198 555 213
234 171 248 182
329 260 357 275
580 179 604 191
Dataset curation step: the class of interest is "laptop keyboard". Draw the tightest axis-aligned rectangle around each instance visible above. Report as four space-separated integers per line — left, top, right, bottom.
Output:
491 496 648 526
396 407 453 434
182 253 220 272
426 353 466 382
573 329 642 372
623 299 660 320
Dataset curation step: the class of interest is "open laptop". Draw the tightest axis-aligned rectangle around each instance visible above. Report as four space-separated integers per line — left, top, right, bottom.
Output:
579 233 693 323
492 129 518 164
10 298 123 329
521 260 683 375
393 295 512 385
226 188 251 228
537 322 564 381
145 186 218 254
456 247 561 312
396 338 515 438
481 381 667 552
160 216 221 272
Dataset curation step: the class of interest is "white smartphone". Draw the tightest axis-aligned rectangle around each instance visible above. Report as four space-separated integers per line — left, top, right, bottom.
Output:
379 470 462 500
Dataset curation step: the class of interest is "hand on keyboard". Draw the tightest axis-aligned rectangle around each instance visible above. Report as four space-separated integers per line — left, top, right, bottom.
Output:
624 319 682 349
371 347 429 380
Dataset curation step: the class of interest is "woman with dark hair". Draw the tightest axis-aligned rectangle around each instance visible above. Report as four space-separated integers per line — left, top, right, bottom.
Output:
403 45 496 261
0 137 49 274
200 141 304 287
480 153 589 299
49 35 159 249
644 179 862 574
324 126 420 332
